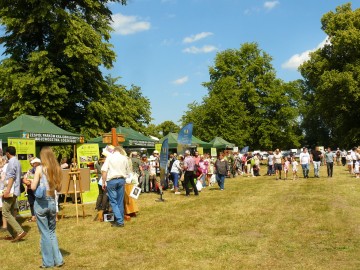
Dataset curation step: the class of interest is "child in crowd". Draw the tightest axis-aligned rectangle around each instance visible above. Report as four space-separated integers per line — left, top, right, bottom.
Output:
291 156 298 180
283 157 290 180
346 151 353 174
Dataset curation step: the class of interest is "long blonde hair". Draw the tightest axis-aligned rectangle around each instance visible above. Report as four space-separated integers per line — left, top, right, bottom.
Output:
40 146 62 192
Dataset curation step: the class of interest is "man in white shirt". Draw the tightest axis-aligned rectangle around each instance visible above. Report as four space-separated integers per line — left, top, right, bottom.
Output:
299 147 311 178
102 146 130 227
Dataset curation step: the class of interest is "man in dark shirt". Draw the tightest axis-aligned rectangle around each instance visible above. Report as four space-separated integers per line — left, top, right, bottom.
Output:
311 146 323 178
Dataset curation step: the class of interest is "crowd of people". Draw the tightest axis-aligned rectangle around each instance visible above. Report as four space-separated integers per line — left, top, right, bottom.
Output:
2 143 360 268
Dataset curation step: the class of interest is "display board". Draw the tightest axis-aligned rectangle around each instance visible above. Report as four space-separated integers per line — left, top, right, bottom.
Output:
76 143 100 170
58 168 91 194
8 138 36 173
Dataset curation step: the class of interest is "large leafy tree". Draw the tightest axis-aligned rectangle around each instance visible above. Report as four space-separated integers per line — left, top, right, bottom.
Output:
182 43 302 150
0 0 150 137
157 121 180 137
299 3 360 147
83 76 151 138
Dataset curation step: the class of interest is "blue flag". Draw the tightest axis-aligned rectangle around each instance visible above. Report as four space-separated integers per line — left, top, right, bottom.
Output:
160 138 169 171
177 123 193 145
177 123 193 155
240 146 249 154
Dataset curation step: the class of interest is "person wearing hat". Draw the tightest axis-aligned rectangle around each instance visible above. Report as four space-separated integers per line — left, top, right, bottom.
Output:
94 154 108 222
23 157 42 222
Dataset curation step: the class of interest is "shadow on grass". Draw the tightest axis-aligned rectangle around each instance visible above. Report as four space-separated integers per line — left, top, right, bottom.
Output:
60 248 70 257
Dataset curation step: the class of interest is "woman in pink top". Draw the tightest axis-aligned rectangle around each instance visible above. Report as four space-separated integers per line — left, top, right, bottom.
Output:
198 155 208 187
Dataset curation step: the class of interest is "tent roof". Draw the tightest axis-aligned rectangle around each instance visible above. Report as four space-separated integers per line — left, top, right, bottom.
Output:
209 137 235 149
0 114 81 144
159 132 212 149
88 126 156 148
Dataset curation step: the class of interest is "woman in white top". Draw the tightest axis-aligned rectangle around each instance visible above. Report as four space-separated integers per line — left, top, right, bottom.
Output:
346 151 353 174
170 155 183 194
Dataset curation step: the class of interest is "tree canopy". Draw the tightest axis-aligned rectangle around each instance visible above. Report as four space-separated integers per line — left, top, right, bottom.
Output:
299 3 360 148
0 0 151 138
182 43 303 150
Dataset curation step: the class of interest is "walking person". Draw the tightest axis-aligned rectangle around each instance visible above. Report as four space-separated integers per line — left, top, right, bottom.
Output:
324 147 336 178
1 146 27 242
267 151 274 176
183 150 199 196
299 147 311 178
170 155 183 194
291 156 299 180
101 146 131 227
31 147 64 268
215 152 230 190
311 146 323 178
273 149 282 180
283 156 290 180
346 151 353 174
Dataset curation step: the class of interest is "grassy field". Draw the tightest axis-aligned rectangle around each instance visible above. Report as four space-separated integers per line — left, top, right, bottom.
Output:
2 165 360 269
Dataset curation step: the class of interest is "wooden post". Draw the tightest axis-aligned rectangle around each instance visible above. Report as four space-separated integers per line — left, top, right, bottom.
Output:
111 128 119 146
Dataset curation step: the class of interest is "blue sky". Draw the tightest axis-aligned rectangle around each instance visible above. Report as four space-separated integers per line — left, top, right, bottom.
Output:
107 0 360 125
0 1 358 126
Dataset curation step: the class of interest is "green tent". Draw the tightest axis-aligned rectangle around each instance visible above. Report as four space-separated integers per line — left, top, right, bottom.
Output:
88 126 156 148
209 137 235 149
0 114 82 144
159 132 212 149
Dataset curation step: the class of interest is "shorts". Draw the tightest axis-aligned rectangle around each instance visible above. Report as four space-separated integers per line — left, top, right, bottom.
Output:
274 163 282 171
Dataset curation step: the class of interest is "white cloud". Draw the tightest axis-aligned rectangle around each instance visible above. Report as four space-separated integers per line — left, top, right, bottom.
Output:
173 76 189 85
182 45 218 54
111 13 150 35
264 1 280 10
183 32 213 44
282 37 329 70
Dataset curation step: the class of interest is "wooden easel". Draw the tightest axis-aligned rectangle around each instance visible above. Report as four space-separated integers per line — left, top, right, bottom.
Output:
61 170 85 224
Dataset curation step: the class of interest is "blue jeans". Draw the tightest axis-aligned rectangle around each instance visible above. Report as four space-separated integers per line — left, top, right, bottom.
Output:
171 172 179 188
301 163 309 178
106 178 125 225
217 174 225 190
34 197 63 267
313 161 321 177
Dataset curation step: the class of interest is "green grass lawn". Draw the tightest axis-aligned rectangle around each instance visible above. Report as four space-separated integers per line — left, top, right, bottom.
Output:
2 164 360 269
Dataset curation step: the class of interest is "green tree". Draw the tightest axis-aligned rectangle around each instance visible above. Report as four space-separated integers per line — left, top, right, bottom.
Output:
157 121 180 136
0 0 139 134
299 3 360 147
143 123 161 139
83 76 151 138
182 43 302 150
